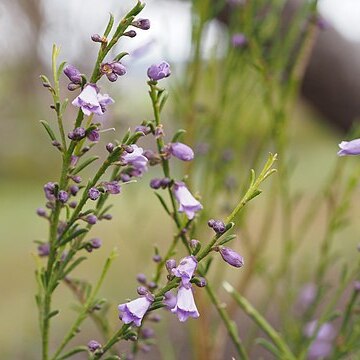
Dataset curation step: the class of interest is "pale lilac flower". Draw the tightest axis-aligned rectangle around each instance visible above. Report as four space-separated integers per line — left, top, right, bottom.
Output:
308 341 333 360
163 291 177 310
72 84 114 116
171 285 200 322
304 321 336 342
118 296 153 327
298 283 317 310
147 61 171 81
122 144 148 176
169 142 194 161
219 246 244 268
172 255 197 287
173 182 203 220
337 138 360 156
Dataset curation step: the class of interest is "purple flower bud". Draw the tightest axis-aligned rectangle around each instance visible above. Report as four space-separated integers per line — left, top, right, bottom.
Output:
190 239 201 254
64 64 82 84
132 18 151 30
106 143 114 153
87 340 101 352
91 34 103 43
87 129 100 142
141 327 154 339
207 219 215 228
298 283 317 310
118 296 153 327
149 314 161 322
71 175 82 184
165 259 177 273
354 281 360 292
90 238 102 249
69 185 79 196
338 138 360 156
38 243 50 257
155 125 164 138
104 181 121 194
147 61 171 81
67 83 80 91
120 173 131 182
212 220 226 234
36 208 47 217
150 178 162 189
106 72 118 82
70 155 79 167
148 282 157 290
86 215 97 225
69 201 77 208
163 291 177 310
169 142 194 161
58 190 69 203
160 177 172 189
231 33 247 48
193 277 207 288
137 273 147 284
137 286 148 296
111 62 127 76
44 182 57 201
102 213 112 220
52 140 61 149
140 344 151 353
219 246 244 268
134 125 151 135
124 30 137 38
68 127 86 141
88 188 101 201
153 254 162 263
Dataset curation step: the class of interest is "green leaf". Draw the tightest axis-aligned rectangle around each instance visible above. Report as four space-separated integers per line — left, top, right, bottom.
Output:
40 120 57 142
103 13 115 38
154 193 171 215
218 234 237 246
126 1 145 18
60 229 89 246
171 129 186 143
113 51 129 62
47 310 60 319
72 156 99 175
121 128 131 143
56 346 88 360
62 257 87 278
57 61 67 80
256 338 283 358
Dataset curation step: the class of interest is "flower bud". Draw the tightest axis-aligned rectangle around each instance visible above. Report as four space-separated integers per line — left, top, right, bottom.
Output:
132 18 150 30
63 64 82 84
150 178 162 189
165 259 176 273
192 276 207 287
36 208 47 217
147 61 171 81
152 254 162 263
106 143 114 153
86 215 98 225
38 243 50 257
136 273 147 284
218 246 244 268
69 185 79 196
190 239 201 255
87 340 101 352
124 30 137 38
141 327 154 339
58 190 69 203
88 188 101 201
212 220 226 234
111 62 126 76
169 142 194 161
137 286 148 295
87 129 100 142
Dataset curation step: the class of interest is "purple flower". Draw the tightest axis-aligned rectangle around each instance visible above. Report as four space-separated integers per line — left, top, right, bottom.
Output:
88 188 101 201
219 246 244 268
298 283 317 310
338 138 360 156
86 214 98 225
100 62 126 82
147 61 171 81
171 285 200 322
87 340 101 352
72 84 114 116
122 145 148 176
38 243 50 257
64 64 82 84
172 255 197 287
58 190 69 203
210 220 226 234
44 182 56 201
68 127 86 141
169 142 194 161
104 181 121 194
163 291 177 310
118 296 153 327
36 208 47 217
304 321 336 342
132 18 150 30
308 341 333 360
86 238 102 252
173 182 203 220
231 33 247 48
87 129 100 142
141 327 154 339
112 62 127 76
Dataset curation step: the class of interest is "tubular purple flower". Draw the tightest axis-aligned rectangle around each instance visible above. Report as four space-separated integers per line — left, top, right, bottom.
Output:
172 255 198 287
118 296 153 327
122 145 149 176
163 291 177 310
104 181 121 194
337 138 360 156
63 64 82 84
147 61 171 81
219 246 244 268
72 84 114 116
169 142 194 161
171 285 200 322
173 182 203 220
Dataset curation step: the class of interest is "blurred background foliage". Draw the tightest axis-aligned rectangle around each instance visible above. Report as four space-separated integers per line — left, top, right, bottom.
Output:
1 0 360 359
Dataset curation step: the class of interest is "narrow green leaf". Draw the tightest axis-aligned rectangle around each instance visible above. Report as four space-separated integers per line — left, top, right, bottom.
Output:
218 234 237 246
171 129 186 143
56 346 88 360
60 229 88 246
154 193 171 215
103 13 115 38
113 51 129 62
72 156 99 175
47 310 60 319
256 338 283 358
57 61 67 80
40 120 57 142
63 257 87 278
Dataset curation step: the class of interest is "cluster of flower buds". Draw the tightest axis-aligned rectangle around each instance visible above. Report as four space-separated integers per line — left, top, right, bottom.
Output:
100 62 126 82
63 64 83 90
147 61 171 81
150 177 172 189
208 219 226 234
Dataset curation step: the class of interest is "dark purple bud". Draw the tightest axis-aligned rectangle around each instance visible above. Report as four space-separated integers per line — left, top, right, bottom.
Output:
160 177 172 189
87 129 100 142
102 214 112 220
219 246 244 268
111 62 127 76
193 277 207 287
165 259 176 273
38 243 50 257
132 18 150 30
212 220 226 234
44 182 57 201
150 178 162 189
106 143 114 153
69 201 77 208
69 185 79 196
70 155 79 167
354 281 360 292
36 208 47 217
141 327 154 339
104 181 121 194
106 72 118 82
120 173 131 182
140 344 151 353
148 281 157 290
152 254 162 263
207 219 216 228
68 127 86 141
137 273 147 284
147 61 171 81
86 238 102 252
137 286 148 296
64 64 82 84
149 314 161 322
52 140 61 149
169 142 194 161
134 125 151 135
86 215 98 225
71 175 82 184
124 145 134 153
87 340 101 352
58 190 69 203
231 33 247 48
124 30 137 38
91 34 103 43
88 188 101 201
67 83 80 91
